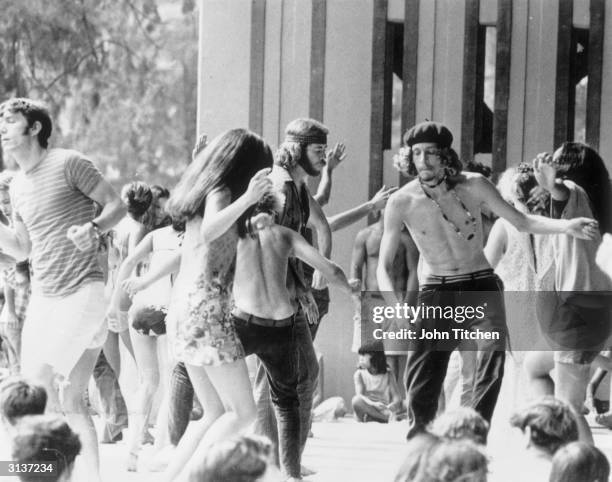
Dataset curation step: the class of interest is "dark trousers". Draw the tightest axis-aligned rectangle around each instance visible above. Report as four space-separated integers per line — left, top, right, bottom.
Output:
234 315 301 478
92 351 128 440
406 272 507 437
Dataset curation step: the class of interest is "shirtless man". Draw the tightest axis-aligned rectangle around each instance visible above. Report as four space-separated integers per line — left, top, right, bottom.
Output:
350 208 418 382
376 121 598 439
232 210 356 479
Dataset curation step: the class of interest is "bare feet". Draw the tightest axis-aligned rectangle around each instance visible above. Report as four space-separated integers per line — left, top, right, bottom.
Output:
127 451 138 472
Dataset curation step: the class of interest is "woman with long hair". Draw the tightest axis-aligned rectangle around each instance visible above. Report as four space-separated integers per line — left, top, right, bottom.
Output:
125 128 272 481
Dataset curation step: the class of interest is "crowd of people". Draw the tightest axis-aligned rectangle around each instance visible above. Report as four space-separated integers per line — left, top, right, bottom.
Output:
0 96 610 482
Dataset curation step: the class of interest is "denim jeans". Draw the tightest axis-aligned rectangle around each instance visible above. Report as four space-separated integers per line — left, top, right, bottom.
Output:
168 362 194 446
405 272 507 438
252 313 319 465
234 315 301 478
92 351 128 440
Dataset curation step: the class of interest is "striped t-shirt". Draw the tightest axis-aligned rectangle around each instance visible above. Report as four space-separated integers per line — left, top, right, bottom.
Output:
11 149 104 297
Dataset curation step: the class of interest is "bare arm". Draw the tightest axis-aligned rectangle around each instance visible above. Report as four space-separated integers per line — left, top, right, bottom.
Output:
199 169 271 243
121 251 181 297
308 192 332 258
401 231 420 305
289 228 352 295
354 370 366 396
376 195 404 305
109 232 154 313
327 186 397 232
0 220 30 260
313 142 346 206
349 230 368 285
475 176 597 238
88 179 126 233
484 219 508 269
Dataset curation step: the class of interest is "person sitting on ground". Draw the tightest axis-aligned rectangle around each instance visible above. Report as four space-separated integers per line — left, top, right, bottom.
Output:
352 342 403 423
422 439 488 482
509 397 578 480
430 407 489 445
186 435 282 482
11 415 81 482
0 376 47 458
549 441 610 482
394 432 440 482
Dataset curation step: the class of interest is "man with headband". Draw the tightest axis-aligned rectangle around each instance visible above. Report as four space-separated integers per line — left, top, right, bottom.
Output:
377 121 599 439
252 118 335 476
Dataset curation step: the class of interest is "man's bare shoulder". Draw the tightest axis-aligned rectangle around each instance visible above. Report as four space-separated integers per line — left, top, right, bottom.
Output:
388 180 419 207
453 171 490 189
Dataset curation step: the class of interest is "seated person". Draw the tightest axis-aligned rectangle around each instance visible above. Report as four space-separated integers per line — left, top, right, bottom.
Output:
352 342 403 423
508 397 578 481
430 407 489 445
549 441 610 482
0 377 47 458
394 432 440 482
186 435 282 482
11 415 81 482
423 439 488 482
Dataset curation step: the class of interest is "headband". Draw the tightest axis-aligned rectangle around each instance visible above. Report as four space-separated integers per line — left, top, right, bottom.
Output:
284 133 327 145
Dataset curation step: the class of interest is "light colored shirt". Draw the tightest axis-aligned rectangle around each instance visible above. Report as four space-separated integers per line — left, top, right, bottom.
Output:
10 149 104 297
552 180 612 292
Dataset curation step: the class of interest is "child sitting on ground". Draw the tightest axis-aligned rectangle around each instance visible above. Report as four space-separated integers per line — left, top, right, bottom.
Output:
352 342 403 423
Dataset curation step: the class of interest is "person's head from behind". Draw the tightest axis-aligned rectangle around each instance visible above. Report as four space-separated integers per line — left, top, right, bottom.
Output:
121 181 152 223
510 397 578 456
497 163 549 216
357 341 388 375
552 141 612 233
187 435 282 482
14 260 30 285
431 408 490 445
167 128 273 222
0 98 53 150
0 377 47 426
394 432 440 482
275 118 329 176
423 439 488 482
11 415 81 482
401 122 462 184
549 441 610 482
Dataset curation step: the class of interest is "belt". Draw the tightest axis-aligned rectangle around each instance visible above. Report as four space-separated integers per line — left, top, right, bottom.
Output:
423 268 495 285
232 309 295 328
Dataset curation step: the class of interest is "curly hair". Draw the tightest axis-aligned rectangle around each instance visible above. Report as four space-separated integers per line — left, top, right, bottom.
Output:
497 164 550 216
121 181 152 221
403 146 463 178
431 407 490 445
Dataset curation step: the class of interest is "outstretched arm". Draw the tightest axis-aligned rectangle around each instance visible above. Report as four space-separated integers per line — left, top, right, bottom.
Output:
327 186 397 232
289 229 352 295
376 195 404 305
475 175 598 239
121 251 181 298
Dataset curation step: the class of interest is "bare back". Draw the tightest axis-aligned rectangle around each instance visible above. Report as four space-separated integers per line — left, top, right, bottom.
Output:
397 174 491 276
233 226 296 320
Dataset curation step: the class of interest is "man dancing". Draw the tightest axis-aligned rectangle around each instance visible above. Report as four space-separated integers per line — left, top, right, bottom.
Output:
0 98 125 480
377 121 598 439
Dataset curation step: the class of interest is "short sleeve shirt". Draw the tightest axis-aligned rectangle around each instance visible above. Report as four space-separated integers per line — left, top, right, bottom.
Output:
10 149 104 296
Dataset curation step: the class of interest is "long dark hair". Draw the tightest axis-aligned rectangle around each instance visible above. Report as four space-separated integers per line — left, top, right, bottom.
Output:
167 129 273 221
358 342 388 375
554 142 612 234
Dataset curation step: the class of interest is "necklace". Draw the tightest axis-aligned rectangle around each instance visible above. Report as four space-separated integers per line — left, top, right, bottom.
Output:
420 180 478 241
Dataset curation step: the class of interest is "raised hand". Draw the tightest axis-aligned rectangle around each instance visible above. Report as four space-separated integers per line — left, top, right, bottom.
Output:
325 142 347 171
533 153 557 192
244 168 272 205
566 217 599 240
369 185 398 211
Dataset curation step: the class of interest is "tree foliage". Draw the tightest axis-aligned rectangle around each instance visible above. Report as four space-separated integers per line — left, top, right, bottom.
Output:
0 0 198 188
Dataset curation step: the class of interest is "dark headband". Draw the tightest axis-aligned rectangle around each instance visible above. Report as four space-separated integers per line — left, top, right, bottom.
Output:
284 133 327 145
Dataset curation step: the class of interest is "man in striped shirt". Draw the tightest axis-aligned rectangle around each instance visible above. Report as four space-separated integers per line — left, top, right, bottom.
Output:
0 98 125 482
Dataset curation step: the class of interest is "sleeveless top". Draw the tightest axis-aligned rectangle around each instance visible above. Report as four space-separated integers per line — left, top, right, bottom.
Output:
358 368 392 404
